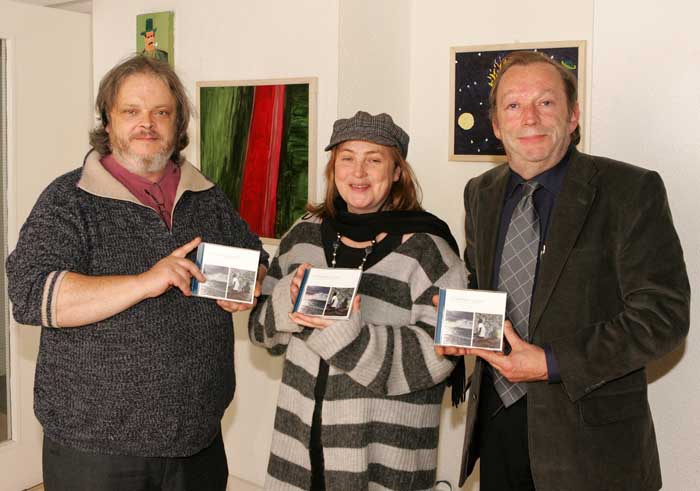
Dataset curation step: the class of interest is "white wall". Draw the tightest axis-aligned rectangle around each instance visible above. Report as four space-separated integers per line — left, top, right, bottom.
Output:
409 4 594 486
590 1 700 489
88 0 699 489
0 1 91 489
408 0 594 250
407 1 699 489
338 0 411 127
92 1 341 487
93 0 340 201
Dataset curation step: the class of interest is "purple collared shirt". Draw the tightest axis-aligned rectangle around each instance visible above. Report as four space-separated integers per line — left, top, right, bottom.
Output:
100 154 181 230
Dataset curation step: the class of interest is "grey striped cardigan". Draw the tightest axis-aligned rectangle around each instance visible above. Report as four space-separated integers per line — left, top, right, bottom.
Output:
249 216 468 490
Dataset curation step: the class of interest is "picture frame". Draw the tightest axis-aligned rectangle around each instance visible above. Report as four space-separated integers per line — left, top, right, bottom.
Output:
449 40 586 162
136 11 174 67
196 78 317 244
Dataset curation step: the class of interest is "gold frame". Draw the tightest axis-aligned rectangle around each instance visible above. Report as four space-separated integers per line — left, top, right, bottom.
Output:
449 40 586 162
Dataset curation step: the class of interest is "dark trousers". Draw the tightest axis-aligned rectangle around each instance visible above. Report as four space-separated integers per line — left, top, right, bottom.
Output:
43 431 228 491
476 375 535 491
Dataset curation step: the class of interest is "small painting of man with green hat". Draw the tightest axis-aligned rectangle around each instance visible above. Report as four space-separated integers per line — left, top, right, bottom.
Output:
136 12 174 65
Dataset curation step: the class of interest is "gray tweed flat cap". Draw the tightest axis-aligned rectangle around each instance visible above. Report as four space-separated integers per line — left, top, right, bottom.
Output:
324 111 409 158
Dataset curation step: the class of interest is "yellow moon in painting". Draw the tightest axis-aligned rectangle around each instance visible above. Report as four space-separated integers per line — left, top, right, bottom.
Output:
458 112 475 130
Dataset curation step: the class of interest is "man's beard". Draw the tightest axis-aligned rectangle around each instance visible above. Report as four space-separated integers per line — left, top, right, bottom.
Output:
111 132 174 176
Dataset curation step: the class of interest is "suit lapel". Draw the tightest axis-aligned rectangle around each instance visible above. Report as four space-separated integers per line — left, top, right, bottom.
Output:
529 150 598 337
476 166 510 290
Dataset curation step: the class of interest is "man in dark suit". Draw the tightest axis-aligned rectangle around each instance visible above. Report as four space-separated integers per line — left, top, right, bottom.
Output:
438 51 690 490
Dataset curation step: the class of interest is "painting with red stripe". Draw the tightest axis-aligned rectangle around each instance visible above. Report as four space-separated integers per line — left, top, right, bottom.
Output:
198 78 317 242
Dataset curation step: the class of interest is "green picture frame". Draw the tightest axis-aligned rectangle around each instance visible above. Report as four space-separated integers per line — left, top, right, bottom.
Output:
136 11 174 66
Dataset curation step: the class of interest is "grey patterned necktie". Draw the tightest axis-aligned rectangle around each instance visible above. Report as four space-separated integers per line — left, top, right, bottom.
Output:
493 180 541 407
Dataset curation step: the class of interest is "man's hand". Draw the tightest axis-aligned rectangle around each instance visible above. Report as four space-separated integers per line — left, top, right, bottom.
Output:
217 264 267 314
433 311 548 382
56 237 204 327
435 345 472 356
138 237 205 299
467 321 548 382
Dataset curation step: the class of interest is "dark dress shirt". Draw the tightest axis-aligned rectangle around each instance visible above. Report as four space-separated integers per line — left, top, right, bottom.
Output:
491 149 573 383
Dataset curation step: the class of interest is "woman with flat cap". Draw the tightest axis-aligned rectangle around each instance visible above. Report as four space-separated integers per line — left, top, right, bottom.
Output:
249 111 467 490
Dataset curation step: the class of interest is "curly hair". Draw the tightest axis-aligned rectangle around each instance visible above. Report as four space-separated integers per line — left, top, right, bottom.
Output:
89 54 192 163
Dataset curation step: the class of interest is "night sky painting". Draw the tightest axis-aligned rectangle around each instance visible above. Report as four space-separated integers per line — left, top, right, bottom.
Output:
450 42 584 161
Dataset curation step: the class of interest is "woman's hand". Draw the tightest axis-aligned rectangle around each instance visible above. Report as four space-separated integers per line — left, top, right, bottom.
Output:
288 311 333 329
289 294 361 330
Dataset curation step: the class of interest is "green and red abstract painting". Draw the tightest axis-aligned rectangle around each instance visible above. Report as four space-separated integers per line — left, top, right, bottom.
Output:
200 82 311 239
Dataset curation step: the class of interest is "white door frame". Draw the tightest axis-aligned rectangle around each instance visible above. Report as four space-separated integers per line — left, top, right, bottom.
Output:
0 3 92 489
0 32 43 491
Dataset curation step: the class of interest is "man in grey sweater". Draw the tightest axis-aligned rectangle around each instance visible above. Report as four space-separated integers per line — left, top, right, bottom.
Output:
6 55 267 490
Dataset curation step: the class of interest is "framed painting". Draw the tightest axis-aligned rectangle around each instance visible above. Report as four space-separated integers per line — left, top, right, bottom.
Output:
197 78 317 244
136 11 174 66
449 40 586 162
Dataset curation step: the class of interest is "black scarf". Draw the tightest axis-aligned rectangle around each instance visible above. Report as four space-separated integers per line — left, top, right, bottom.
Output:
327 196 460 254
327 197 467 406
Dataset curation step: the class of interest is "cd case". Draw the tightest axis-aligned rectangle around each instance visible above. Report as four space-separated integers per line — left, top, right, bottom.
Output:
434 288 507 350
292 268 363 319
191 242 260 303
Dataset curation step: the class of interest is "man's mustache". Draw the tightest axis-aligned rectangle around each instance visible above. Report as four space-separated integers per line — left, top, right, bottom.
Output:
131 131 160 140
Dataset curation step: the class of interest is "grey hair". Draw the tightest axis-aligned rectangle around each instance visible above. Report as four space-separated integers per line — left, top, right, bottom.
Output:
88 54 192 163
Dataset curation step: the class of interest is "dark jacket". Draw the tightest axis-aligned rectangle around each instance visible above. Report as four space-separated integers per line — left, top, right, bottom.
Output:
460 149 690 491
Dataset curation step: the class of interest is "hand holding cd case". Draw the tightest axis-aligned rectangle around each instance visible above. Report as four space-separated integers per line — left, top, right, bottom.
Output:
434 288 507 350
292 268 363 319
191 242 261 304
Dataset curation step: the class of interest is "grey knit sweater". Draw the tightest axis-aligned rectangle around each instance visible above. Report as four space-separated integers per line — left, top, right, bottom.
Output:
249 216 468 490
6 151 267 457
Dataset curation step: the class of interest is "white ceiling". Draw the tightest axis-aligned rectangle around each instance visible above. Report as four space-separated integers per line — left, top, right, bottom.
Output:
10 0 92 14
